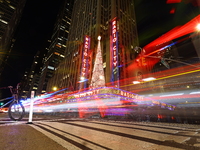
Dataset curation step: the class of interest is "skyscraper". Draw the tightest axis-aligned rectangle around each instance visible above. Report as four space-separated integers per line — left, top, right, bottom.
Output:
20 50 44 99
46 0 139 92
36 0 74 95
0 0 26 79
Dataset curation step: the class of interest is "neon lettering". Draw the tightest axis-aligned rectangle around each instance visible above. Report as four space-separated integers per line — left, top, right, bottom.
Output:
81 36 90 78
111 18 118 68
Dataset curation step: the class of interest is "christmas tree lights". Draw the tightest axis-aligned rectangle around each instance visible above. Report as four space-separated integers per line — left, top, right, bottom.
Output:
90 36 106 88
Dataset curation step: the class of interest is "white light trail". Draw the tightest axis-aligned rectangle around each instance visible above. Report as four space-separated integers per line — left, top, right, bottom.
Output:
160 93 184 97
190 91 200 94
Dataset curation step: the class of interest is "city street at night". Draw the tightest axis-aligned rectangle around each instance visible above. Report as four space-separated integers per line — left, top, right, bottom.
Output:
0 112 200 150
1 0 200 149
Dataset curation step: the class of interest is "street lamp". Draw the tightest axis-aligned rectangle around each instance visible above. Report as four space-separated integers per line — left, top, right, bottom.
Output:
98 35 101 41
79 76 88 83
134 46 146 54
196 23 200 31
80 76 85 81
52 86 57 91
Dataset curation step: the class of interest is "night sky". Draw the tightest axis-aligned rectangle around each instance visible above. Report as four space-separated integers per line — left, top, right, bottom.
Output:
0 0 63 97
0 0 199 98
134 0 199 47
1 1 63 86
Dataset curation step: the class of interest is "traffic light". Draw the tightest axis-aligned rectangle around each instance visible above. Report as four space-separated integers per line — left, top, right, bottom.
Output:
141 57 146 66
136 57 146 66
0 102 3 106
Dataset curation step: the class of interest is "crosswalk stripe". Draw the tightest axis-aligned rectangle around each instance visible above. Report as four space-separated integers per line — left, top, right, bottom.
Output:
30 124 83 150
28 119 200 150
36 122 112 150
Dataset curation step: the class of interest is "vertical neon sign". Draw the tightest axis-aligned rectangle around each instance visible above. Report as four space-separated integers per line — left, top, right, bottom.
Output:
81 35 90 88
110 17 119 85
112 19 117 67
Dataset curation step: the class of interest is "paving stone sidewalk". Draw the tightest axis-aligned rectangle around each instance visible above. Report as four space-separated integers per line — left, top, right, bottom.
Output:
0 124 67 150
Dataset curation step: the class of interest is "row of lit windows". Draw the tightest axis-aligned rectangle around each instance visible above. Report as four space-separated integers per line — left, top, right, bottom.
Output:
47 0 138 90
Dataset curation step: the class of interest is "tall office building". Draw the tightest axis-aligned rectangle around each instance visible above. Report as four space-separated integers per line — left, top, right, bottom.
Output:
0 0 26 78
36 0 74 95
47 0 139 92
20 50 44 99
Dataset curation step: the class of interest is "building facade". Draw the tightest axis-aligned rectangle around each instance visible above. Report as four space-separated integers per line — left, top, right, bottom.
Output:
20 50 44 99
47 0 139 93
37 0 74 95
0 0 26 80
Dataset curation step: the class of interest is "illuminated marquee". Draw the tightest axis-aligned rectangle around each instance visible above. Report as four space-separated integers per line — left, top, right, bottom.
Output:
67 87 144 100
152 100 176 110
81 36 90 78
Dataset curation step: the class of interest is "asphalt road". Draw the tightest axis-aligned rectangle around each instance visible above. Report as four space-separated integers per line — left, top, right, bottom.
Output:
0 113 200 150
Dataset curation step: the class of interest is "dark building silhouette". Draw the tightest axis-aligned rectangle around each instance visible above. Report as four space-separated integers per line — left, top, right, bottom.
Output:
0 0 26 81
36 0 74 95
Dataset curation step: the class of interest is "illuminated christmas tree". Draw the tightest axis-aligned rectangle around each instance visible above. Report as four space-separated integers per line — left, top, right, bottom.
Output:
90 36 105 88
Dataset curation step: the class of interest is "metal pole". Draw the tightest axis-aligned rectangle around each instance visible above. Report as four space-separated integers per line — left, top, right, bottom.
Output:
144 55 200 69
27 91 35 124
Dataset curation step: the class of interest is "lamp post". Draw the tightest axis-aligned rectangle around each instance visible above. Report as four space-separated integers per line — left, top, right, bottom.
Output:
143 55 200 69
143 23 200 69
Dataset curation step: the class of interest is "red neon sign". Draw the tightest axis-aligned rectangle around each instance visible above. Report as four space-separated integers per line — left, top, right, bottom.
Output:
166 0 181 4
111 18 118 67
81 36 90 77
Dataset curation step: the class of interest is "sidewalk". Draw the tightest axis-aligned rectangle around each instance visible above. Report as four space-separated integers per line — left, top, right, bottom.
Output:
0 123 67 150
